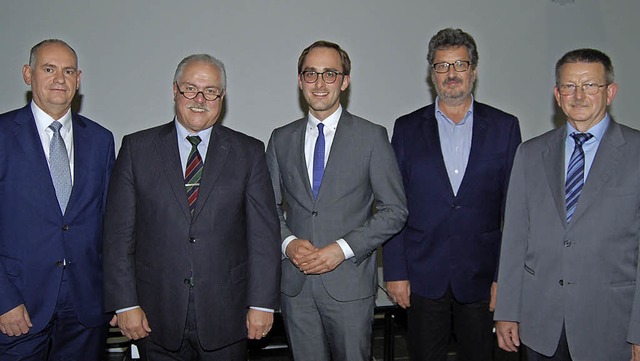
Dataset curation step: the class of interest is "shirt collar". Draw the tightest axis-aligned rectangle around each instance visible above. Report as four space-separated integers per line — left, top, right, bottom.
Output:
174 118 213 146
31 101 72 134
307 105 342 130
435 95 474 125
566 113 610 141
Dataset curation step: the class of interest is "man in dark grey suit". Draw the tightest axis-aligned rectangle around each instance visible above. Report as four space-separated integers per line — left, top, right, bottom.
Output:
266 40 407 361
103 54 281 360
495 48 640 360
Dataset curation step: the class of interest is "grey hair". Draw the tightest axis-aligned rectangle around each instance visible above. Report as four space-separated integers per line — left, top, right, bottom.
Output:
29 39 78 68
555 48 614 85
427 28 478 68
173 54 227 91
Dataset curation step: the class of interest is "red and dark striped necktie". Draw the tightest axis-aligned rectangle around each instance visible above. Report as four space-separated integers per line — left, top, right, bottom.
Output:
185 136 203 216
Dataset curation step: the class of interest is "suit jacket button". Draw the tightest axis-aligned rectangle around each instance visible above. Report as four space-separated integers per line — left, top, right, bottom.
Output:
189 237 196 243
559 280 564 286
312 211 318 217
56 260 64 268
564 240 571 247
62 225 69 231
184 278 191 285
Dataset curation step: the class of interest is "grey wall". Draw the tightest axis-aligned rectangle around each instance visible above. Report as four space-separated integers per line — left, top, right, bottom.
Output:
1 0 638 148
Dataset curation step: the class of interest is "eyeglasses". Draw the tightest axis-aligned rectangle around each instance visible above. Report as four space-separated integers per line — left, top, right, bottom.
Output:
558 83 608 96
432 60 471 74
300 70 344 84
175 82 223 101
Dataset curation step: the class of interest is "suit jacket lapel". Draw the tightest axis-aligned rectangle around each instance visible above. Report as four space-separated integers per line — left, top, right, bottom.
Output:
542 126 568 226
156 122 192 220
457 104 488 198
291 119 313 201
192 125 230 219
64 113 88 220
569 121 624 224
420 106 455 198
13 106 61 216
318 112 353 202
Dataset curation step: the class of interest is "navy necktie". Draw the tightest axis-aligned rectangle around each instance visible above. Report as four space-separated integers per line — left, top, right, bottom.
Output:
48 121 72 214
312 123 325 200
565 132 593 222
185 136 203 216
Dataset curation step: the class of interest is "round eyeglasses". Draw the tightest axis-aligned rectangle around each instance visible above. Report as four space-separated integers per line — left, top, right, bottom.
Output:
300 70 344 84
432 60 471 74
175 82 223 101
558 83 608 96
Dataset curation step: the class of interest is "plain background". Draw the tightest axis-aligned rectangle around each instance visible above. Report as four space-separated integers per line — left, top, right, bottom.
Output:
1 0 638 148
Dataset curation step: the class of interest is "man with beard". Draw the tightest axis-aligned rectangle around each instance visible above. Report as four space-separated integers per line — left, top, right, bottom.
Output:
103 54 281 360
383 28 521 361
266 40 407 361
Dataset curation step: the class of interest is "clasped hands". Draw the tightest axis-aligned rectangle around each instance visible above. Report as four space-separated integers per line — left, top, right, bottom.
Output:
286 239 345 274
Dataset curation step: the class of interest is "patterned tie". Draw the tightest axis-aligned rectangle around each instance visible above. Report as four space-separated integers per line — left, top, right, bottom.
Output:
48 121 72 214
312 123 325 200
565 132 593 222
185 136 203 216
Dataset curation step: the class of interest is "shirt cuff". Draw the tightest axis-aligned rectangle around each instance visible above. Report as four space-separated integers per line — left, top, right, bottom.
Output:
116 305 140 314
282 235 298 257
336 239 354 259
250 306 275 313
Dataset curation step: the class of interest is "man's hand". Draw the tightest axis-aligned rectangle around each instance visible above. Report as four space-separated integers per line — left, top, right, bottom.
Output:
0 304 32 336
386 280 411 309
285 239 317 268
298 242 345 274
116 308 152 340
489 281 497 312
246 309 273 340
496 321 520 352
632 343 640 361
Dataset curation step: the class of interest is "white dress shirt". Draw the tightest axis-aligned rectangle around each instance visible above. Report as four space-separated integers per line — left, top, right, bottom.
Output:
32 102 74 183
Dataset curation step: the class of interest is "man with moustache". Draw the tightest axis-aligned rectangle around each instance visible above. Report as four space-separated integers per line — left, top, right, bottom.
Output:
0 39 115 359
495 49 640 360
383 28 521 361
103 54 281 360
266 40 407 361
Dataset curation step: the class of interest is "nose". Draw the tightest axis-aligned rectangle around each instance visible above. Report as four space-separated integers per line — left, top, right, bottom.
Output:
193 92 207 103
53 71 66 84
573 86 587 99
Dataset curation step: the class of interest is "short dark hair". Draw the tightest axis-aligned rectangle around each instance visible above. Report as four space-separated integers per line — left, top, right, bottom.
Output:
427 28 478 69
297 40 351 75
29 39 78 67
555 48 614 85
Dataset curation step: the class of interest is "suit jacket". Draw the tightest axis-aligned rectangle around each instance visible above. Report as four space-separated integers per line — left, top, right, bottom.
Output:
0 104 115 337
103 121 281 351
495 120 640 360
383 101 521 303
266 111 407 301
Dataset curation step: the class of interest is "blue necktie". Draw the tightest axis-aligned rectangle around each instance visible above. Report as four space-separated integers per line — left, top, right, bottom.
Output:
565 132 593 222
48 121 72 214
312 123 325 200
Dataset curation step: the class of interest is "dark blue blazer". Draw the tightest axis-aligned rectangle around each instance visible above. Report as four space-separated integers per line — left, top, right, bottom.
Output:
0 104 115 337
383 101 521 303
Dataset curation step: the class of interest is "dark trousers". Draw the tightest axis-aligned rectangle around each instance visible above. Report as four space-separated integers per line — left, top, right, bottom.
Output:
407 289 494 361
526 326 572 361
138 288 247 361
0 270 108 361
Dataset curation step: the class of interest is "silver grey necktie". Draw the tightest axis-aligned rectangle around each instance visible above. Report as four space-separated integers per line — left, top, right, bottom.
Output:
48 121 72 213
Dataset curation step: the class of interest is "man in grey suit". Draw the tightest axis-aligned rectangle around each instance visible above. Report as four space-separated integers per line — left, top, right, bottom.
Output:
266 40 407 361
495 48 640 360
103 54 281 360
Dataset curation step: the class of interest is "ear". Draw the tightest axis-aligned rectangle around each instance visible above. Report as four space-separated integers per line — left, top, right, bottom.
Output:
75 70 82 90
22 64 32 85
553 85 562 107
173 82 179 100
298 74 304 90
606 82 618 106
340 75 350 91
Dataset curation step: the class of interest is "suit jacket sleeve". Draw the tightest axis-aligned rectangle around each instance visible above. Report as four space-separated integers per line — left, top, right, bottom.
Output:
341 125 408 264
103 135 139 311
494 144 528 322
265 132 293 247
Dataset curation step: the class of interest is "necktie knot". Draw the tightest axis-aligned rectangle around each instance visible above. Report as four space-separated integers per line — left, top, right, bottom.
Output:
49 120 63 133
317 123 324 134
571 132 593 147
187 135 202 147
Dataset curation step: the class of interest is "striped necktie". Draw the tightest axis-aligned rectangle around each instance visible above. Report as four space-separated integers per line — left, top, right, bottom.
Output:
48 121 72 213
565 132 593 222
185 136 203 216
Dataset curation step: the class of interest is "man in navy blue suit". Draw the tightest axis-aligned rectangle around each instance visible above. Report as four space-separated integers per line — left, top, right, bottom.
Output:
0 39 115 360
383 28 521 361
